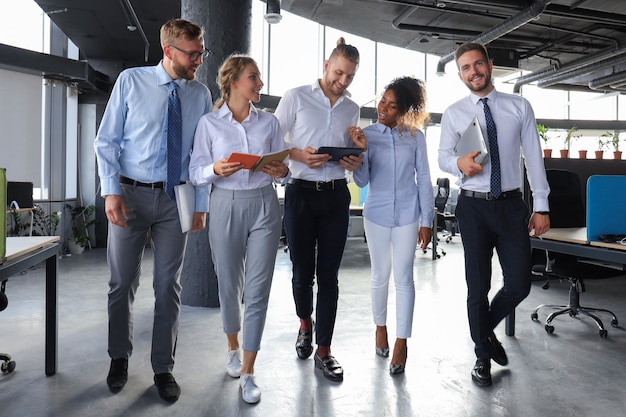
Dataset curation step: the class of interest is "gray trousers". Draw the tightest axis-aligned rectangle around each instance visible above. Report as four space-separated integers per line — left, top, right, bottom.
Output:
209 185 281 352
107 183 186 374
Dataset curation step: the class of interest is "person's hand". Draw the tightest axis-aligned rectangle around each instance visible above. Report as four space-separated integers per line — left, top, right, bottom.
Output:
291 146 331 169
418 226 432 251
191 212 206 232
214 158 244 177
340 153 363 172
348 125 367 149
529 212 550 237
104 194 128 227
457 151 483 177
261 160 289 178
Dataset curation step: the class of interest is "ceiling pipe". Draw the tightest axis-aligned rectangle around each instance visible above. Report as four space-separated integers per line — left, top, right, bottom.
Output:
537 50 626 88
513 45 626 93
435 0 550 75
589 70 626 91
119 0 150 62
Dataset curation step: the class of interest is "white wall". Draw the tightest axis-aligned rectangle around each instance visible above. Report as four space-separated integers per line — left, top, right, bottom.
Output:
0 68 42 187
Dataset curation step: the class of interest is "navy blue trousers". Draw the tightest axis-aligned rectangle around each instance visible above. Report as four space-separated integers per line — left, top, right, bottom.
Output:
455 194 532 359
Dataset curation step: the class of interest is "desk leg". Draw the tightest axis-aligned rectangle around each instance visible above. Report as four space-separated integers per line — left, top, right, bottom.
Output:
45 253 58 376
432 211 438 260
505 309 515 337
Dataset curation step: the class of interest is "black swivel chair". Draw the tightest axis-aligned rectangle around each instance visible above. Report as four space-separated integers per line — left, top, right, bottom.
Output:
531 169 618 337
434 178 458 244
1 279 17 374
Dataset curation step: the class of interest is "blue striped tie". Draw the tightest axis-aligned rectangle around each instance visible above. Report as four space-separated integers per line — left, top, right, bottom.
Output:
166 81 182 200
480 98 501 198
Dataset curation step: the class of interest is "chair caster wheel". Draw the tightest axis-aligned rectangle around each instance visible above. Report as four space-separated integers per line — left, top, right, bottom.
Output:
599 329 608 338
611 318 618 327
545 324 554 334
1 360 16 374
531 312 538 321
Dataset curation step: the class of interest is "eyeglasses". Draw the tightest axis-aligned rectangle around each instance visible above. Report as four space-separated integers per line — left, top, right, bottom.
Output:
169 45 210 61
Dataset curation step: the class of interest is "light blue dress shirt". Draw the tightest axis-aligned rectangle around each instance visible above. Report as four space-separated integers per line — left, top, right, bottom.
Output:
438 89 549 212
189 103 288 190
274 80 360 182
94 62 211 212
353 122 434 228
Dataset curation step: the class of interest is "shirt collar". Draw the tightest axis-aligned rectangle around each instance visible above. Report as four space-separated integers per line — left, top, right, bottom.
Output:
310 79 352 99
374 121 396 135
470 88 498 106
216 102 259 122
156 61 187 92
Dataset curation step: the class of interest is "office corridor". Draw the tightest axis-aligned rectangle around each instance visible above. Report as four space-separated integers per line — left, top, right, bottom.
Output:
1 237 626 417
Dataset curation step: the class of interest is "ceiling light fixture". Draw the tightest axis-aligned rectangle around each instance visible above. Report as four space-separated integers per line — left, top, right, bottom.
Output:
264 0 283 24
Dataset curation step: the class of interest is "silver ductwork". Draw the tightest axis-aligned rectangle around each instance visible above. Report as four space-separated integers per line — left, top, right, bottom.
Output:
589 70 626 91
537 50 626 88
435 0 550 75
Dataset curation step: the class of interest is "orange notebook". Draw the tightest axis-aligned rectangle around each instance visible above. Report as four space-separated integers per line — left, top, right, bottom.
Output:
227 149 290 173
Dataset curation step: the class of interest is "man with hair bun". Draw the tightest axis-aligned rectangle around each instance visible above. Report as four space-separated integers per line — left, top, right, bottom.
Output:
275 37 366 382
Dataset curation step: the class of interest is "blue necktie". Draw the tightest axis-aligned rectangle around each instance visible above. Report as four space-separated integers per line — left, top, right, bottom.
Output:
166 81 182 200
481 98 501 198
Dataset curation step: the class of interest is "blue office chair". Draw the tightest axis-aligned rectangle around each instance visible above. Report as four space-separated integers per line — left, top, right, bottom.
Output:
531 169 618 337
1 279 17 374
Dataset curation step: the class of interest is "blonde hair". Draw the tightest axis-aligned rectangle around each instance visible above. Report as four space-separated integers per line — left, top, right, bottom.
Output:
160 18 204 48
384 76 429 136
214 54 258 110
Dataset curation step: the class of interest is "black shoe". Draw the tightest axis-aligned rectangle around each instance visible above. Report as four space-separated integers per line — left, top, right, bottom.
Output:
296 329 313 360
314 351 344 382
471 358 492 387
106 358 128 393
488 332 508 366
154 373 181 403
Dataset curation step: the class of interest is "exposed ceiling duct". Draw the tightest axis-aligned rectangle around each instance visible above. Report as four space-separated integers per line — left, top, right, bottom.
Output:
536 49 626 88
589 70 626 91
435 0 550 75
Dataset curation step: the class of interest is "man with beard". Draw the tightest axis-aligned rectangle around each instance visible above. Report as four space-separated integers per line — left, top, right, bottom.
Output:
94 18 211 402
274 37 366 382
438 43 550 387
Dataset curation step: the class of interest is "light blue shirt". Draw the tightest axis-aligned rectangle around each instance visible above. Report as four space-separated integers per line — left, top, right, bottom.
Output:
189 103 288 190
274 80 360 182
94 62 212 212
438 89 550 212
353 122 434 228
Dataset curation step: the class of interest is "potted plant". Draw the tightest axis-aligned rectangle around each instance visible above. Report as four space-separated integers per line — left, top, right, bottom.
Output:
537 124 552 158
560 125 578 158
65 204 96 254
606 130 623 160
596 133 611 159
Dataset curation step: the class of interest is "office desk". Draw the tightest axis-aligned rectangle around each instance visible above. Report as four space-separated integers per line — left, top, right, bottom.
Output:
503 228 626 336
1 236 60 376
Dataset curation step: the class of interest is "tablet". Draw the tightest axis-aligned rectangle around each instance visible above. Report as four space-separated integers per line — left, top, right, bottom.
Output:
455 116 488 165
317 146 364 161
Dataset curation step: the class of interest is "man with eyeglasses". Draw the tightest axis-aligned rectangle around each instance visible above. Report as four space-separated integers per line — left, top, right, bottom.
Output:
94 18 211 403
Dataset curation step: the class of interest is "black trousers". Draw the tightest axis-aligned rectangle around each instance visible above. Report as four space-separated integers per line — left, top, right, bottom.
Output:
455 194 532 359
284 182 350 347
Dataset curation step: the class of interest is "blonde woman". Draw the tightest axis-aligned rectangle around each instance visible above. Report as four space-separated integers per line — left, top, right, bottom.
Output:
189 54 289 403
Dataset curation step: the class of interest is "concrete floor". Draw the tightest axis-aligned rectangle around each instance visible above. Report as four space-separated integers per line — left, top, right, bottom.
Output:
2 235 626 417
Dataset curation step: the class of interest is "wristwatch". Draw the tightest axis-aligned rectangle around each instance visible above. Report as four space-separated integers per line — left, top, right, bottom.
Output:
535 211 549 215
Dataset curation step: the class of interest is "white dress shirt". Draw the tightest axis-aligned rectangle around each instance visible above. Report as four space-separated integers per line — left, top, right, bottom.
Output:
274 80 360 182
438 89 550 212
189 103 288 190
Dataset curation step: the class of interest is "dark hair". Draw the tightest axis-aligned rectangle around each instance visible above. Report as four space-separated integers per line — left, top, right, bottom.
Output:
384 76 429 135
214 54 258 109
328 37 360 65
454 42 490 66
160 18 204 47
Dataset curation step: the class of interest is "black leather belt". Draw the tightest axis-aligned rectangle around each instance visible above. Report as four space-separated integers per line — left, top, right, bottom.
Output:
120 175 168 189
460 188 522 200
287 178 347 191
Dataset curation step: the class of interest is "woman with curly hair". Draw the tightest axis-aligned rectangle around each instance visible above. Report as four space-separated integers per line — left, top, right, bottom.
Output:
350 76 434 374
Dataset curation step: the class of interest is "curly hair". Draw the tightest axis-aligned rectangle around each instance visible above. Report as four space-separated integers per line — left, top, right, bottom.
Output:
214 54 258 110
384 76 429 136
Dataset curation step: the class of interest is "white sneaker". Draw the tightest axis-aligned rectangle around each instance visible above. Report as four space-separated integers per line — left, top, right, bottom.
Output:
239 373 261 404
225 350 242 378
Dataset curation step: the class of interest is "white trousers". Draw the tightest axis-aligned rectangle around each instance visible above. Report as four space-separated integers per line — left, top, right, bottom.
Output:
363 218 419 339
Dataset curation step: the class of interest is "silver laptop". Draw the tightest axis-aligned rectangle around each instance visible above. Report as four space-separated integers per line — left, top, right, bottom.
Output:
455 116 488 165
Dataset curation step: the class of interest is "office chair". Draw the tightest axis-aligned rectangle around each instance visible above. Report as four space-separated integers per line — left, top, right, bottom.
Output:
530 169 618 338
434 178 458 244
1 279 17 374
